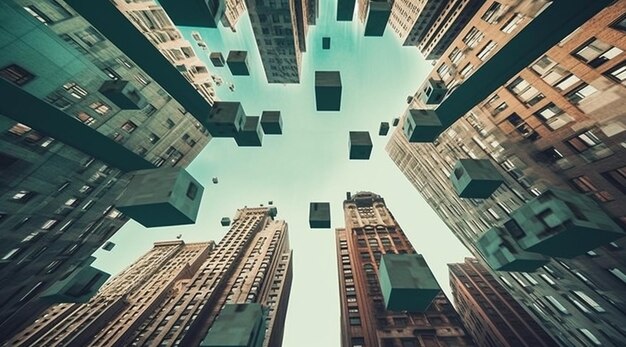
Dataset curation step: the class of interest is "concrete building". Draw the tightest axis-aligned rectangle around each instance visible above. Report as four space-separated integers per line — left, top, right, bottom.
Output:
386 2 626 345
112 0 218 105
0 0 213 338
336 192 475 347
449 258 559 347
10 206 292 346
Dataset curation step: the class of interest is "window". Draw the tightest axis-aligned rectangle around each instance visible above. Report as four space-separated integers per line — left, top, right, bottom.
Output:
349 317 361 326
608 268 626 285
566 130 602 152
501 13 523 33
64 198 79 207
437 63 451 80
2 248 21 261
448 47 464 65
531 55 557 76
482 2 506 24
507 77 544 106
610 13 626 32
89 101 111 115
601 167 626 194
149 133 160 144
572 291 606 313
121 121 137 133
554 74 580 91
166 119 176 129
463 27 484 48
477 41 498 61
460 63 474 78
186 183 198 200
11 190 35 203
351 337 365 347
534 103 573 130
0 64 35 86
74 112 96 126
116 57 134 69
578 329 601 346
544 295 569 315
63 82 88 99
507 113 540 141
41 219 59 230
573 38 623 68
76 27 104 47
570 176 614 202
23 5 52 24
103 67 121 80
605 60 626 84
566 83 597 104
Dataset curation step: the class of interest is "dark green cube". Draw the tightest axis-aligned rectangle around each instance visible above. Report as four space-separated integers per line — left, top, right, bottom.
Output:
201 304 266 347
227 51 250 76
235 116 263 147
349 131 372 160
260 111 282 134
364 0 391 37
309 202 330 228
450 159 503 199
379 254 440 312
315 71 342 111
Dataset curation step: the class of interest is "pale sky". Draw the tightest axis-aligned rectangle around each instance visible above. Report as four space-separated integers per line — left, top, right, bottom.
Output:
93 1 472 346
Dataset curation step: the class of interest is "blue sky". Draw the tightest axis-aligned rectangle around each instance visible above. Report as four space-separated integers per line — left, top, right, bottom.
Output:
93 1 471 346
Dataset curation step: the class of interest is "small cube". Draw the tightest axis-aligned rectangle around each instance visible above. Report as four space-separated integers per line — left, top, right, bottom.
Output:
235 116 263 147
322 37 331 49
315 71 342 111
450 159 503 199
227 51 250 76
210 52 225 67
221 217 231 226
213 177 219 184
418 78 447 105
205 101 246 138
349 131 372 160
269 206 278 218
379 254 440 312
40 257 110 303
476 226 550 272
392 118 400 126
98 80 147 110
116 167 204 227
403 109 443 142
364 0 392 37
200 304 266 347
379 122 389 136
309 202 331 228
260 111 283 135
101 241 115 251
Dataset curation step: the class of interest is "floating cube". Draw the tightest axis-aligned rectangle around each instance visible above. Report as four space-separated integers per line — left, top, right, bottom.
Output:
392 118 400 126
309 202 330 228
101 241 115 251
349 131 372 160
235 116 263 147
322 37 331 49
379 254 440 312
379 122 389 136
450 159 503 199
227 51 250 76
98 80 147 110
260 111 282 135
315 71 342 111
116 167 204 227
346 192 352 200
221 217 231 226
200 304 266 347
269 206 278 218
337 0 356 20
476 226 549 272
364 0 392 37
418 78 447 105
507 189 626 258
213 177 219 184
205 101 246 138
159 0 224 27
268 201 273 205
40 257 110 303
403 109 444 142
210 52 225 67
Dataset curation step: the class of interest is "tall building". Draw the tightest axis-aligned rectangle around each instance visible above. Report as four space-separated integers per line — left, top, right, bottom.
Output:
386 1 626 345
10 206 292 346
8 240 214 346
0 0 213 338
336 191 475 347
389 0 446 47
449 258 559 347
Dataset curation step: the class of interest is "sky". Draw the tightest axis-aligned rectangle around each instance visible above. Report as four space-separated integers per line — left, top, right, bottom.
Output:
93 1 472 346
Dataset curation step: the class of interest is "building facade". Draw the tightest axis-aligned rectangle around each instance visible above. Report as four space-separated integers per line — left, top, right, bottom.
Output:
336 192 475 347
386 1 626 345
10 206 292 346
0 0 212 339
449 258 559 347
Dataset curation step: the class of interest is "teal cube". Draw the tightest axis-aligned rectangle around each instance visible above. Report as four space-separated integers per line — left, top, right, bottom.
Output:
508 189 626 258
116 167 204 227
201 304 266 347
40 257 109 303
403 109 443 142
235 116 263 147
315 71 342 111
418 78 447 105
379 254 440 312
221 217 231 226
98 80 147 110
227 51 250 76
450 159 503 199
364 0 392 37
205 101 246 138
476 226 549 272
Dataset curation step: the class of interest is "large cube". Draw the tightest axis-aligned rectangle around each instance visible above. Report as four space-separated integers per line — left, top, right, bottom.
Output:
507 189 626 258
260 111 282 134
379 254 440 312
116 167 204 227
210 52 225 67
379 122 389 136
337 0 356 20
364 0 392 37
200 304 266 347
403 109 443 142
349 131 372 160
322 37 331 49
315 71 342 111
418 78 448 105
309 202 331 228
227 51 250 76
221 217 231 226
235 116 263 147
450 159 503 199
476 226 549 272
98 80 147 110
40 257 110 303
159 0 224 27
205 101 246 138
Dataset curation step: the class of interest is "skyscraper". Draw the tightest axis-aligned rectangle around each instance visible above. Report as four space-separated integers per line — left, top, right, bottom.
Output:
336 192 475 347
0 0 213 337
386 1 626 345
449 258 559 347
10 206 292 346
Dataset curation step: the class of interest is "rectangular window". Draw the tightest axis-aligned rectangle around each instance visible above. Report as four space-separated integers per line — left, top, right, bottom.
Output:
610 13 626 32
573 38 623 68
60 34 88 54
11 190 35 202
448 47 464 65
63 82 88 99
554 74 580 91
76 27 104 47
566 130 602 152
0 64 35 86
481 2 507 24
501 13 524 33
75 112 96 126
460 63 474 78
166 119 176 129
23 5 52 24
605 60 626 84
41 219 59 230
566 83 597 104
534 103 573 130
437 63 451 80
463 27 484 48
89 101 111 115
544 295 569 315
121 121 137 133
477 41 498 61
149 133 160 144
601 167 626 194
